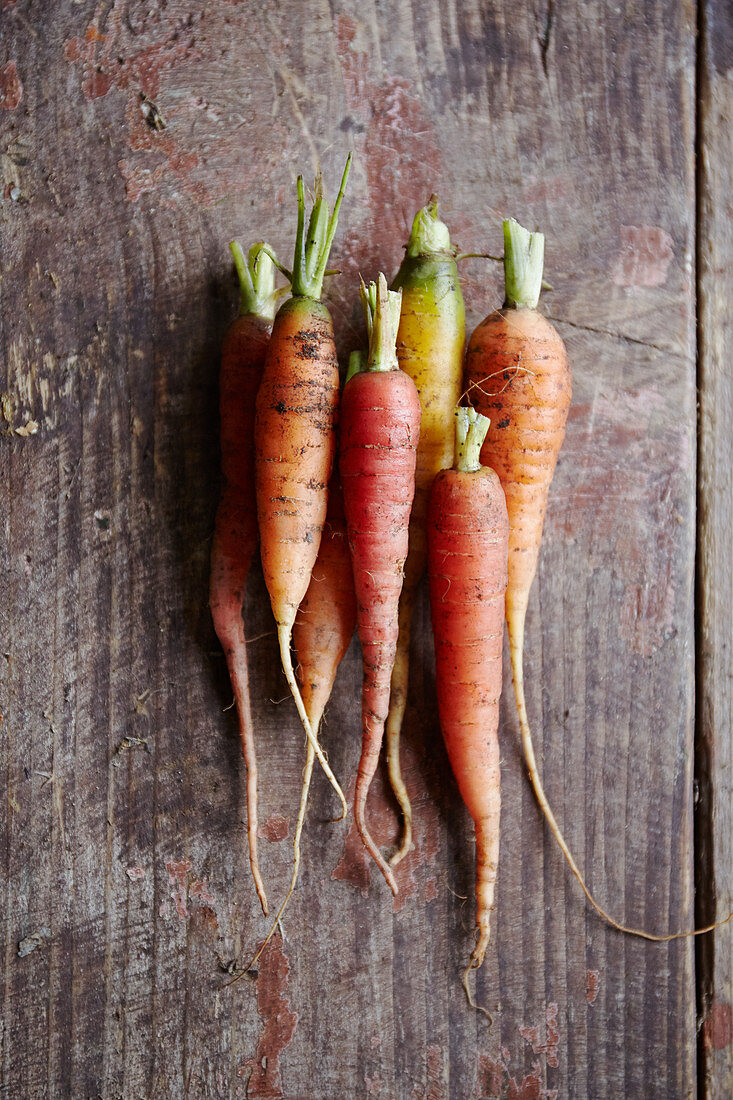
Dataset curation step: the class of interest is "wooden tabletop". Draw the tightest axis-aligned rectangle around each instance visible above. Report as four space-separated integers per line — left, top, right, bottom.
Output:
1 1 731 1097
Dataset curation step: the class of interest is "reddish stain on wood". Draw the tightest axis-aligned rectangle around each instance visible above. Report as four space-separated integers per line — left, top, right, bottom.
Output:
587 969 600 1005
166 858 193 920
332 811 376 895
242 936 298 1099
191 903 220 938
522 173 575 208
520 1003 559 1070
510 1076 542 1100
332 745 440 909
477 1053 505 1096
332 814 385 897
703 1001 733 1051
477 1053 542 1100
64 5 259 206
612 225 674 288
332 774 396 895
332 13 443 347
260 813 290 843
0 60 22 110
189 876 216 906
519 1024 540 1048
64 7 200 101
425 1044 447 1100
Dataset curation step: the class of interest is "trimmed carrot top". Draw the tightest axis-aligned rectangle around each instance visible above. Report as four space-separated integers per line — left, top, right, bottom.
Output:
229 240 278 321
502 218 544 310
360 273 403 372
404 194 453 258
454 406 489 472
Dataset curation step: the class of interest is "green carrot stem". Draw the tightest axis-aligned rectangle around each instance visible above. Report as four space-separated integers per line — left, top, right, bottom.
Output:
346 349 367 384
229 242 278 321
405 194 452 258
359 273 402 372
291 155 352 300
502 218 545 310
454 407 490 472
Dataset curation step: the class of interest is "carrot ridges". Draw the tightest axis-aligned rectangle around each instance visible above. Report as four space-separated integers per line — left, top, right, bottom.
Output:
210 242 277 916
254 158 351 810
341 275 420 893
429 409 508 994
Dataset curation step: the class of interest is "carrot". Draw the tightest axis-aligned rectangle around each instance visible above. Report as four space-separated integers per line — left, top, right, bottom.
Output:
210 241 278 916
427 407 508 1009
385 195 465 865
340 274 421 893
241 470 357 975
254 156 351 819
463 219 732 944
293 470 357 739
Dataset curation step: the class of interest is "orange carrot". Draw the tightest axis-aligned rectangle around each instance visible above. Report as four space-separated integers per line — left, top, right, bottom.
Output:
385 196 465 865
294 470 357 739
210 242 277 916
427 407 508 1007
243 470 357 973
254 157 351 818
340 274 421 893
463 219 730 943
465 218 580 908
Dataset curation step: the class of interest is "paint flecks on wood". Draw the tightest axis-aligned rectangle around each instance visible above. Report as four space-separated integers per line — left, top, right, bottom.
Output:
63 6 202 102
703 1002 733 1052
63 2 272 206
242 937 298 1100
166 858 193 920
260 813 290 843
519 1004 560 1070
476 1053 543 1100
586 969 600 1005
0 60 22 110
477 1004 564 1097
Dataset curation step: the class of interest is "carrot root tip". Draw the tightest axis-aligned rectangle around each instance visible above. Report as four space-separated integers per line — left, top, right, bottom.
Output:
461 959 493 1023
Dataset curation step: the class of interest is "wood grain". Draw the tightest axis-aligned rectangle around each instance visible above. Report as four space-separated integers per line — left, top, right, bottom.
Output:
697 0 733 1095
0 0 701 1096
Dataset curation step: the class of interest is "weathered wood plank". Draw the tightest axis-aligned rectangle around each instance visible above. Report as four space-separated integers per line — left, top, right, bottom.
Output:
0 0 699 1096
697 0 733 1094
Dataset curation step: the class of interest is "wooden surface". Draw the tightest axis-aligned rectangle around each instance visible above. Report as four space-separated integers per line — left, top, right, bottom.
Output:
0 0 725 1096
697 0 733 1096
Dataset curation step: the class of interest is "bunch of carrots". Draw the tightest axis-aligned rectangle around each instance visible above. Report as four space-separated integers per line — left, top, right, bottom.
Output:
210 158 726 1008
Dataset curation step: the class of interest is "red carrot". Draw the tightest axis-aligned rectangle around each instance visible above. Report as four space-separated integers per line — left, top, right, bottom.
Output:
254 157 351 818
427 407 508 1009
340 274 421 893
210 242 278 916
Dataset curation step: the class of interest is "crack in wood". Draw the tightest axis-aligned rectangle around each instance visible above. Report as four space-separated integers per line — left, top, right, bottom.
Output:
538 0 555 79
545 313 687 356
